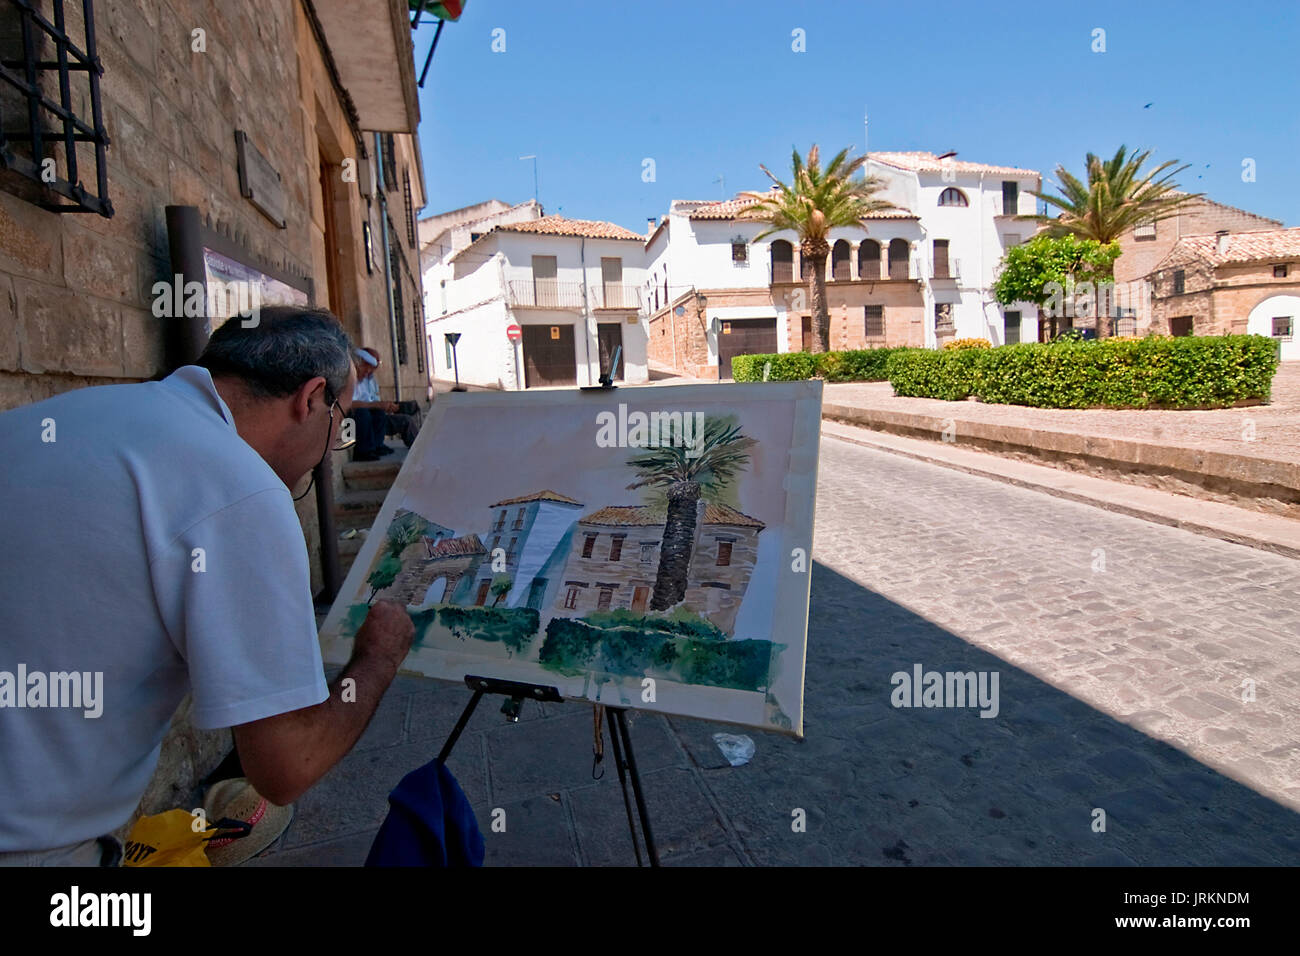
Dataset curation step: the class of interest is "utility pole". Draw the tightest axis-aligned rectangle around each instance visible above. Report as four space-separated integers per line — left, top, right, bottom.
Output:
519 155 538 204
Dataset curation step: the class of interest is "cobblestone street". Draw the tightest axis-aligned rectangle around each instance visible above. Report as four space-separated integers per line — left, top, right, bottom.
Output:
264 434 1300 866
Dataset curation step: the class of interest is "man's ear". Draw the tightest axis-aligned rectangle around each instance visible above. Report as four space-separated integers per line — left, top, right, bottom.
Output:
290 376 328 424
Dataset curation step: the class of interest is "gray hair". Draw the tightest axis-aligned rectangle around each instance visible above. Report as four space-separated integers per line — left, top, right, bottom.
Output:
197 306 353 401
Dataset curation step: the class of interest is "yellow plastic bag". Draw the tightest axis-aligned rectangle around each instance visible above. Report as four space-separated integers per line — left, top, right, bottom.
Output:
122 809 215 867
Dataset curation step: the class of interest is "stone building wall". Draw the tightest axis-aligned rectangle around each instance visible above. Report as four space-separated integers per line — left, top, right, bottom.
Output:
1114 197 1283 285
0 0 428 832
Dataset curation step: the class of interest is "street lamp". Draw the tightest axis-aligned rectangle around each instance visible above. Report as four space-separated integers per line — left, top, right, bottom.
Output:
445 331 465 391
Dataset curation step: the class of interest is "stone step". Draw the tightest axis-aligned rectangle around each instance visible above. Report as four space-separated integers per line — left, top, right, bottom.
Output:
333 488 389 531
341 458 402 492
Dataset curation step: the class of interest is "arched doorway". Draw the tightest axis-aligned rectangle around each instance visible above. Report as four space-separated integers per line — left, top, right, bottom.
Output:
1247 294 1299 361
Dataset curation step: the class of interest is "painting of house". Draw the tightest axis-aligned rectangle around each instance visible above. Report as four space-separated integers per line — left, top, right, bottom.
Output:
556 502 763 635
466 490 585 609
319 381 821 735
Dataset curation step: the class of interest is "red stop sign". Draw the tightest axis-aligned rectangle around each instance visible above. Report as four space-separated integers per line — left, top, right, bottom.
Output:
506 323 522 342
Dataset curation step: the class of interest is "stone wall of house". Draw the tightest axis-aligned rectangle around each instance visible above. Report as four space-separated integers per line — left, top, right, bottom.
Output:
781 283 925 352
0 0 427 828
1151 260 1300 336
647 291 712 378
1114 198 1283 285
683 524 761 635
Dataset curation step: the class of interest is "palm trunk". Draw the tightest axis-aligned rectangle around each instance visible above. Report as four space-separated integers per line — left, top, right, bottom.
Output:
649 480 701 611
808 257 829 353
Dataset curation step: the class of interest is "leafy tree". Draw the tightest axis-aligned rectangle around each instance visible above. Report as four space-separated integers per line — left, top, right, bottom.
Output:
366 554 403 604
626 415 755 611
489 573 513 608
993 235 1121 339
738 145 900 352
1019 146 1198 337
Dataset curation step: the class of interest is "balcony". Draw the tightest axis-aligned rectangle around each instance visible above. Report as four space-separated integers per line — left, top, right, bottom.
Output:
593 284 643 311
930 258 962 281
507 280 585 310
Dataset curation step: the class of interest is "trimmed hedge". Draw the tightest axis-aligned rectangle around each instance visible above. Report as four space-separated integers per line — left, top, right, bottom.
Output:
885 334 1279 409
732 347 917 383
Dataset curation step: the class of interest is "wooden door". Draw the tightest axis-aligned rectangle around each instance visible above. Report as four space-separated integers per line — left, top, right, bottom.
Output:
716 317 778 380
522 324 577 387
531 255 557 306
474 579 491 606
631 586 649 614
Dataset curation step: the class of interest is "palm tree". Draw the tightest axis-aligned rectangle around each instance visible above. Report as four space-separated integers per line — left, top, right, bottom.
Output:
626 416 755 611
737 145 900 353
1020 146 1199 337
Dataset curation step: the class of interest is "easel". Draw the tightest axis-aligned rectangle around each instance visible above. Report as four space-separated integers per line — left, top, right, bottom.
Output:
437 676 661 867
438 348 661 866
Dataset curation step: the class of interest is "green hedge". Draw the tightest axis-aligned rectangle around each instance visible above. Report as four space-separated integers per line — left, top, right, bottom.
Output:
732 347 916 383
885 335 1278 409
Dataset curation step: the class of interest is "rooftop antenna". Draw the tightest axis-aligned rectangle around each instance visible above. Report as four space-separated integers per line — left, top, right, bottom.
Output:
712 173 725 198
519 155 539 204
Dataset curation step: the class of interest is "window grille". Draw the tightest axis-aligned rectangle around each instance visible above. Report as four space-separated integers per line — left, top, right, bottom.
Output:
381 132 397 191
403 168 415 246
0 0 112 216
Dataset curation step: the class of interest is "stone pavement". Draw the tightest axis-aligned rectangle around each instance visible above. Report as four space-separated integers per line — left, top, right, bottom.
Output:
254 436 1300 866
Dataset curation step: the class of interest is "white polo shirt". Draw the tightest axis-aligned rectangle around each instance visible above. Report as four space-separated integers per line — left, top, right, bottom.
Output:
0 366 329 851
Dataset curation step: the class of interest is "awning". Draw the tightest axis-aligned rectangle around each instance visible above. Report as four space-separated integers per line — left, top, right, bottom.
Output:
312 0 421 133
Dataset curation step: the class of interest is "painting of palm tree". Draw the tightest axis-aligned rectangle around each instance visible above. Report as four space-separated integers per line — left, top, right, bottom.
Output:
1019 145 1198 337
737 144 900 353
626 415 756 611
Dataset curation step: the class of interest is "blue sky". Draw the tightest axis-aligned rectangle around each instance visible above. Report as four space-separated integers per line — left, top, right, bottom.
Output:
414 0 1298 231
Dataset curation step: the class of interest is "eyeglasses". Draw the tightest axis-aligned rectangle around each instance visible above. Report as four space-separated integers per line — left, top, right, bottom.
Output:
293 384 356 502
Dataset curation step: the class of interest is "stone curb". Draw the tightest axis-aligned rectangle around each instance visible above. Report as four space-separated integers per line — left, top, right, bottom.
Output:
822 402 1300 511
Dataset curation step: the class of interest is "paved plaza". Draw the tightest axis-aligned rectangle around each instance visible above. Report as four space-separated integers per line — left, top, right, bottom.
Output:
257 433 1300 866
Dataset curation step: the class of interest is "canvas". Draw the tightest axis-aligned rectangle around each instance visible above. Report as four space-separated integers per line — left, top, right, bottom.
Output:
319 381 821 735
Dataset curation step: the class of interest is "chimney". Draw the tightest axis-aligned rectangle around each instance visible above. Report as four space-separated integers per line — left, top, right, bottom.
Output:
1215 230 1229 256
647 217 657 236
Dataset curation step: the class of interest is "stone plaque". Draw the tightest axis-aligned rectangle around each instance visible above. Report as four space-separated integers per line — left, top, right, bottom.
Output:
234 130 286 228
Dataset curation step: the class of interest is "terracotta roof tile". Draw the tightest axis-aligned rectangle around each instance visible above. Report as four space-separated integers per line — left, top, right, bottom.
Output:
494 216 646 241
579 503 765 530
489 490 584 508
869 151 1039 177
689 188 917 221
426 534 487 558
1159 228 1300 268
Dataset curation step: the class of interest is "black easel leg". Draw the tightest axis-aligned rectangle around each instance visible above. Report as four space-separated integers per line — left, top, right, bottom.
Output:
606 707 661 867
605 707 644 866
438 688 484 764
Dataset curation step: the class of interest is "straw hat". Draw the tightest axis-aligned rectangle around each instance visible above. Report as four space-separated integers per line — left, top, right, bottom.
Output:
202 778 294 866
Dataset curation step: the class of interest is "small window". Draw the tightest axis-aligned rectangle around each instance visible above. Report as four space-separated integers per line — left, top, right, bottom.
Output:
470 232 483 243
938 187 968 207
581 533 597 558
493 510 506 531
1275 264 1289 278
716 541 732 566
1273 317 1294 341
564 587 580 609
640 542 655 564
732 241 748 264
1004 310 1021 345
507 537 517 556
490 536 500 551
1173 270 1186 294
864 305 884 338
597 589 613 611
608 536 624 562
1133 221 1156 240
1001 181 1018 215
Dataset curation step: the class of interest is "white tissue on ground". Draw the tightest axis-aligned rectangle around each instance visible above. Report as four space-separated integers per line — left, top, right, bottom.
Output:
713 733 755 766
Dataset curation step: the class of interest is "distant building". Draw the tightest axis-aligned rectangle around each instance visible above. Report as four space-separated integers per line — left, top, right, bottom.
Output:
866 152 1043 348
1111 195 1284 336
644 193 925 379
420 211 650 388
1149 228 1300 360
555 502 765 636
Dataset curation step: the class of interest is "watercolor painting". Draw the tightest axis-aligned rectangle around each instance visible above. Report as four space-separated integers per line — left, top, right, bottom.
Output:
319 381 821 735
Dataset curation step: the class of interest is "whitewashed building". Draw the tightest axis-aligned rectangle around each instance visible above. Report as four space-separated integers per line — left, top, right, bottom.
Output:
421 214 649 388
865 151 1044 347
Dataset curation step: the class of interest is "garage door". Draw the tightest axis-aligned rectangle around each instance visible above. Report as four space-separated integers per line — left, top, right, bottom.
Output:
522 324 577 387
716 318 778 380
